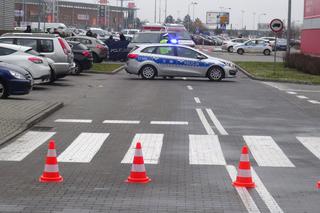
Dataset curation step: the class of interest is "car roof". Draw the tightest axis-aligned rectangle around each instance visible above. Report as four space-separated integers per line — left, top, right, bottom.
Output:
0 43 31 51
1 33 58 38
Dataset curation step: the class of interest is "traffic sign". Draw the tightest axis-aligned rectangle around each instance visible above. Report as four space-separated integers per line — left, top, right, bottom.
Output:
270 19 284 33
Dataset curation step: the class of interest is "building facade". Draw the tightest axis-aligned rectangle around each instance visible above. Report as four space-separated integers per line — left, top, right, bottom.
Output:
301 0 320 55
0 0 15 31
13 0 137 30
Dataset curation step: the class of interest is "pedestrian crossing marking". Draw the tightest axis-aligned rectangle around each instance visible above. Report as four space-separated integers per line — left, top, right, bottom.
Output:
244 136 295 167
0 131 55 161
297 137 320 160
55 119 92 123
58 133 110 163
121 134 164 164
189 135 226 165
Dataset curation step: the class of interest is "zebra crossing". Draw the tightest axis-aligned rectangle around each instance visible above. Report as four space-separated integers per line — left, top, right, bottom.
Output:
0 131 319 167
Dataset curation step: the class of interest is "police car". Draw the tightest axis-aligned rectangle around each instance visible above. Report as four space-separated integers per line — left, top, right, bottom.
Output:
125 44 237 81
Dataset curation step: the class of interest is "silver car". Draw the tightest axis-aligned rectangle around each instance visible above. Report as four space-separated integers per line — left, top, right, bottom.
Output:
0 33 75 82
234 39 272 55
125 44 237 81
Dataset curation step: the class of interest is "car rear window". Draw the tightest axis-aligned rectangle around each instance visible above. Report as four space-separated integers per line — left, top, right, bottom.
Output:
141 46 157 54
132 33 161 43
0 47 17 56
25 49 41 56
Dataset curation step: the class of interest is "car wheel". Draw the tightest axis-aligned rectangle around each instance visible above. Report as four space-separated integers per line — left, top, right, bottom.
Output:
237 48 244 55
263 49 271 56
207 66 224 81
0 80 8 99
74 61 82 75
140 65 156 80
49 68 56 83
227 46 233 52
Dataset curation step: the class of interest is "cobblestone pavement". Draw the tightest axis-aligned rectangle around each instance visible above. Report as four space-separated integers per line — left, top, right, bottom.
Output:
0 100 63 145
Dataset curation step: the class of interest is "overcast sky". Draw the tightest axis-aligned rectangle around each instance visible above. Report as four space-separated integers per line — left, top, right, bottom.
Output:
73 0 304 30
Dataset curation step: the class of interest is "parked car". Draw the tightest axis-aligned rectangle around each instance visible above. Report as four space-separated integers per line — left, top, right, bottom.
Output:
234 39 272 55
65 36 108 63
0 62 33 98
121 29 140 40
0 33 75 81
0 43 51 84
88 28 108 40
274 38 287 51
191 35 215 46
67 41 93 74
125 44 237 81
222 38 248 52
128 31 164 51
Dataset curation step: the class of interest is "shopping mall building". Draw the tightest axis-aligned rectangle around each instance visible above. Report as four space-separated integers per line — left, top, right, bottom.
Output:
0 0 137 31
301 0 320 55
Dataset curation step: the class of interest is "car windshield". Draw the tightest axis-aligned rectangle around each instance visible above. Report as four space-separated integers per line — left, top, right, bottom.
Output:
132 33 160 43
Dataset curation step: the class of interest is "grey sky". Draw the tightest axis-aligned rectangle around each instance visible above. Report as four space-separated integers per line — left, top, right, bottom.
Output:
72 0 304 29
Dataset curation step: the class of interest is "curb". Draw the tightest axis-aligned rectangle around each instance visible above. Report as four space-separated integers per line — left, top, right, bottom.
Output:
0 102 64 146
236 64 320 85
89 65 125 75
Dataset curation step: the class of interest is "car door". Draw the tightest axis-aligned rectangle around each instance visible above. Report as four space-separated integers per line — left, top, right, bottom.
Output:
175 46 208 76
152 46 177 76
245 40 256 53
255 40 267 53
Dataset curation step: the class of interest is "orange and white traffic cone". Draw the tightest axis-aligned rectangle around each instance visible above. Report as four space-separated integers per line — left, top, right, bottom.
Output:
126 142 151 184
39 140 63 183
317 181 320 189
233 145 255 188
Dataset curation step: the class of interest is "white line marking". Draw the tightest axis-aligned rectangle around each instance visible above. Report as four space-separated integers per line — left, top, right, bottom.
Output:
189 135 226 165
244 136 295 167
194 97 201 104
251 168 284 213
121 134 164 164
206 108 228 135
55 119 92 123
297 137 320 160
182 77 187 80
0 131 55 161
58 133 110 163
296 95 308 99
103 120 140 124
286 91 297 95
226 165 261 213
187 85 193 90
150 121 188 125
196 108 215 135
308 100 320 104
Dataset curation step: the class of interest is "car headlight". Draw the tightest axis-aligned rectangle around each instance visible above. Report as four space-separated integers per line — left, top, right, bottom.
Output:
9 71 26 80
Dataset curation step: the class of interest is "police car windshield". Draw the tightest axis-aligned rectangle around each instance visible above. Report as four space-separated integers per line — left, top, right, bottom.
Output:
132 33 160 43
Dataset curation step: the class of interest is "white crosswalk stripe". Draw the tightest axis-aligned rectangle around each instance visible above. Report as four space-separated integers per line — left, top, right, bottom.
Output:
189 135 226 165
297 137 320 160
244 136 295 167
58 133 110 163
121 134 164 164
0 131 55 161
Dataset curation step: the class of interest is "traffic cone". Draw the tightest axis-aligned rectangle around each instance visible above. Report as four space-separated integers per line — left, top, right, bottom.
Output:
233 145 255 188
317 181 320 189
39 140 63 183
126 142 151 184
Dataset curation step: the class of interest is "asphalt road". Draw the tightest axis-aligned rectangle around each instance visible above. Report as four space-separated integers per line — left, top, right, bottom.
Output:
0 70 319 213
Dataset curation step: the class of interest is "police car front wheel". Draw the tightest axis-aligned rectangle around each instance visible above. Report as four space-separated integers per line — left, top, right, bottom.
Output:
207 67 224 81
140 65 156 80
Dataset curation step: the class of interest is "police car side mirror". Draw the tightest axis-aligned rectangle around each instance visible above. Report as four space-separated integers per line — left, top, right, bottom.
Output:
197 55 207 60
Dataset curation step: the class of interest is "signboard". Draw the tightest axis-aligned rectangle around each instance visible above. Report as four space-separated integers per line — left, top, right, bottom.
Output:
270 19 284 33
206 12 229 25
128 2 136 9
78 14 90 21
99 0 108 5
14 10 24 17
304 0 320 19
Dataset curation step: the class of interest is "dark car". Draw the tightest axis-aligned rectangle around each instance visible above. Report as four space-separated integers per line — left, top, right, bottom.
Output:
191 35 215 46
67 41 93 74
0 62 33 98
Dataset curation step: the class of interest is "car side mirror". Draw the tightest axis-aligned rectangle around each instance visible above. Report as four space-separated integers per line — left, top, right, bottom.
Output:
197 55 207 60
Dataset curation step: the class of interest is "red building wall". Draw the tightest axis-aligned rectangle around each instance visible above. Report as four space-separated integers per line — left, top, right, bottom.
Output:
301 0 320 55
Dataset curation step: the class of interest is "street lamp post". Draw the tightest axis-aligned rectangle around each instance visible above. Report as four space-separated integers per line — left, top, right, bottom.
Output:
191 2 198 21
154 0 157 23
241 10 245 30
258 13 267 30
253 12 256 30
287 0 292 55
